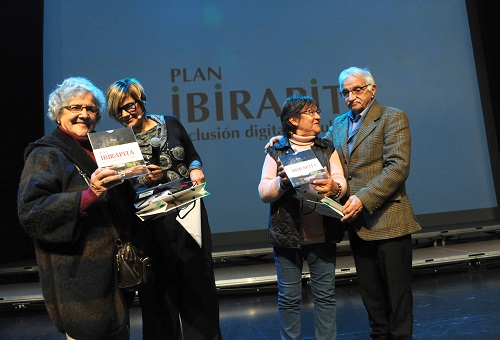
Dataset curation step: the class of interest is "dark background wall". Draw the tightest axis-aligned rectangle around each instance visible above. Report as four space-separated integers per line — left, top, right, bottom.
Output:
1 1 499 265
2 1 44 264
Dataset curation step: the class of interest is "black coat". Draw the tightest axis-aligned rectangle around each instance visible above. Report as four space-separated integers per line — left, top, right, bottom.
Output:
17 128 137 339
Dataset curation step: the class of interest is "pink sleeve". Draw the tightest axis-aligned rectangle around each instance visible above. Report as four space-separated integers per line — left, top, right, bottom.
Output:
80 187 99 214
258 154 288 203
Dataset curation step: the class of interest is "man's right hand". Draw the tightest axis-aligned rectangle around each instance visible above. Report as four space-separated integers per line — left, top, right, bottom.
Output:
340 195 363 223
264 136 281 153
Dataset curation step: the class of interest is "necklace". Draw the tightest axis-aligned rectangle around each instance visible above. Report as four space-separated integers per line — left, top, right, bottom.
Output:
139 117 158 133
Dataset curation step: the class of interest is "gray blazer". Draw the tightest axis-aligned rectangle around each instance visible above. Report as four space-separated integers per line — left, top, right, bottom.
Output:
324 100 421 241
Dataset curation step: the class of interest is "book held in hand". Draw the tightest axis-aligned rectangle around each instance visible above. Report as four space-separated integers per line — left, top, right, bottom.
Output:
134 177 187 202
294 188 344 219
279 149 327 188
135 182 210 221
88 127 148 179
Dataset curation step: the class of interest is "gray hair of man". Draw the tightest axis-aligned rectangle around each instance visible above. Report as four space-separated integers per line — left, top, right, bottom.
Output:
47 77 105 124
338 66 376 92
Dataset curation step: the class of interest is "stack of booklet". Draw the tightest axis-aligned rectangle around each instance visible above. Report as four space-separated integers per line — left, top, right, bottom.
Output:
294 187 344 219
134 181 210 221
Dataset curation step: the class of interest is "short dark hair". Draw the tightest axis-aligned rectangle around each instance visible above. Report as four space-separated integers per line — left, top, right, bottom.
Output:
280 94 317 137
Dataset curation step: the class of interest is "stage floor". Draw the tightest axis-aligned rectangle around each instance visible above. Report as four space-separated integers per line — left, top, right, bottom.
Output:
1 228 500 339
1 258 500 339
213 238 500 291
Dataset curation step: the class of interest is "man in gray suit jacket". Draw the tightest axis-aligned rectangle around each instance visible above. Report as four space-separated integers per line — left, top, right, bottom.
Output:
324 66 421 339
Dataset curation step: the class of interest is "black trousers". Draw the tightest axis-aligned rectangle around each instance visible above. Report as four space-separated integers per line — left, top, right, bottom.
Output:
349 230 414 340
137 202 222 340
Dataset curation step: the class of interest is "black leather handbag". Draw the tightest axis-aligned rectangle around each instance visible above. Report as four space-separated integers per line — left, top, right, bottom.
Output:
115 241 150 288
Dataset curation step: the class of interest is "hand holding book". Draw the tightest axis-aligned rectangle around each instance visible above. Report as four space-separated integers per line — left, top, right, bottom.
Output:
143 164 163 184
278 149 327 189
276 159 292 189
307 167 342 200
279 149 344 219
88 127 149 180
134 182 210 221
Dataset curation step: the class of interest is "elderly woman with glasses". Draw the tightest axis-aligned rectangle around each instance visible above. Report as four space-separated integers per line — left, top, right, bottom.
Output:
17 77 137 339
258 94 347 340
106 78 222 340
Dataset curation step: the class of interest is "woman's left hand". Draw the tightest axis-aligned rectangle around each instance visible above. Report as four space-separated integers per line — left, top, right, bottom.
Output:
190 169 205 185
312 167 338 197
145 164 163 182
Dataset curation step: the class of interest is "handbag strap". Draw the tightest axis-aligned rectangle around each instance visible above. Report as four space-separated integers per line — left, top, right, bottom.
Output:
73 163 122 245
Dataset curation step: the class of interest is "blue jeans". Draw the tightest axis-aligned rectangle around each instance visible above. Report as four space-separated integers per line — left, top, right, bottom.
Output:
273 243 337 340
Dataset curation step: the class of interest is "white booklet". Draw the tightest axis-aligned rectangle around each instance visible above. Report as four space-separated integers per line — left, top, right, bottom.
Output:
279 149 327 188
294 187 344 219
135 182 210 222
88 127 148 179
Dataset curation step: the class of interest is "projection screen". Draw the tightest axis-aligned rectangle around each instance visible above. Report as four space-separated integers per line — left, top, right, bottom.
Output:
43 0 498 246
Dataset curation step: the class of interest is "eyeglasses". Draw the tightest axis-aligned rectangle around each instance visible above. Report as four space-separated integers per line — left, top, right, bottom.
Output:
120 101 137 113
116 101 137 118
339 84 371 98
300 109 321 117
63 105 98 114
